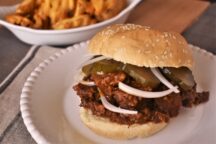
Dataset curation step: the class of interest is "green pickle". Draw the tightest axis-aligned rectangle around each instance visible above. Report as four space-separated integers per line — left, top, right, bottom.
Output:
82 59 161 88
123 64 160 88
161 67 195 90
82 59 124 75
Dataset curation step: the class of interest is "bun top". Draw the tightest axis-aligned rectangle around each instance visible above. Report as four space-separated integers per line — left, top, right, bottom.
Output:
88 24 193 68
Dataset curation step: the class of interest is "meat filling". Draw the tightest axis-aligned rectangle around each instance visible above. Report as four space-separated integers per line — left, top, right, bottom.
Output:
73 72 209 125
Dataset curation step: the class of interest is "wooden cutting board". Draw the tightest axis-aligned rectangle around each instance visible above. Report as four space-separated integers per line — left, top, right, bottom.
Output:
0 0 210 33
127 0 210 33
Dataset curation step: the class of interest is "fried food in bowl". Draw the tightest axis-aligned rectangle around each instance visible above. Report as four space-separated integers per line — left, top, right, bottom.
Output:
0 0 141 45
5 0 127 30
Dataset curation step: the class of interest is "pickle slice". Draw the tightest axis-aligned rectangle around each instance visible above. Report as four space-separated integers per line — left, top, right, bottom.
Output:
82 59 124 75
82 59 161 89
161 67 195 90
123 64 160 88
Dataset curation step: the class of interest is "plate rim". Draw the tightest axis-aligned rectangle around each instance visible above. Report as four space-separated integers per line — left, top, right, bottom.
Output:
20 42 216 144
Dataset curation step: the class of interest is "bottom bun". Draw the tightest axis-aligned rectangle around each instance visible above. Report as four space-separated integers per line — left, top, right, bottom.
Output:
80 108 167 139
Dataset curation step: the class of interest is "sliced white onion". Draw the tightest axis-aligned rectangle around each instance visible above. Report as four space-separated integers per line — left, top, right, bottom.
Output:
73 70 85 85
96 71 104 75
80 80 95 86
76 55 109 85
151 68 179 93
79 55 111 69
119 82 177 98
101 96 138 115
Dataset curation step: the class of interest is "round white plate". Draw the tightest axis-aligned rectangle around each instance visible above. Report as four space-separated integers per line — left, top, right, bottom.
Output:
20 42 216 144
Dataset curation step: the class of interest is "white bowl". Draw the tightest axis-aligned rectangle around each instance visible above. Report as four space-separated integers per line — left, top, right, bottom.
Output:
0 0 141 45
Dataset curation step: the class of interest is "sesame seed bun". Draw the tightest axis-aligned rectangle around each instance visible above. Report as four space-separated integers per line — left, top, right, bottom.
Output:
88 24 193 68
80 108 167 139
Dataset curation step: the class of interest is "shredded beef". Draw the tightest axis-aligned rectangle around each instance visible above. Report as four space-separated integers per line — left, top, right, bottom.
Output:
73 84 99 101
73 72 209 125
112 90 138 109
181 90 209 107
155 94 182 117
194 92 209 104
91 72 126 96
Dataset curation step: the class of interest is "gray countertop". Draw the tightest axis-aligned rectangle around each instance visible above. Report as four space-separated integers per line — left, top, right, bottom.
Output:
0 28 30 83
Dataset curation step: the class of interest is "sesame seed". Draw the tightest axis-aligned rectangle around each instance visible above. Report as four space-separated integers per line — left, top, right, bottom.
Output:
162 55 166 59
103 29 115 37
106 26 111 29
145 50 151 54
164 33 168 37
156 39 160 42
120 24 143 31
145 43 149 47
172 35 176 39
144 26 150 29
178 41 184 44
165 39 171 46
121 35 126 39
138 49 141 53
163 50 167 55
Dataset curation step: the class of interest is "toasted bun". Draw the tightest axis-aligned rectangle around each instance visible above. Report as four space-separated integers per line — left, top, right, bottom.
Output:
88 24 193 68
80 108 167 139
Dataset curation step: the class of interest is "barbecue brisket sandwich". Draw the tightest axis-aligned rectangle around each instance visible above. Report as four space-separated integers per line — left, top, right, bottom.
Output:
73 24 209 139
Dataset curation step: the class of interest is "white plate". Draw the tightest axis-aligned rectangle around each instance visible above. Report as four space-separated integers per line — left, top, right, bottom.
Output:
20 42 216 144
0 0 141 45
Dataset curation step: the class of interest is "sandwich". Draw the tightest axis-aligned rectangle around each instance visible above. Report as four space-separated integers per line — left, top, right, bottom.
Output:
73 24 209 139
